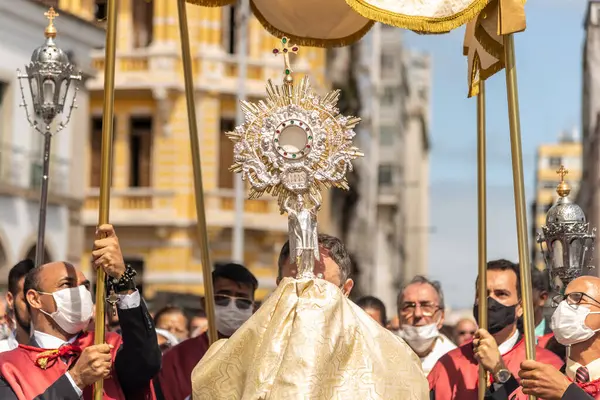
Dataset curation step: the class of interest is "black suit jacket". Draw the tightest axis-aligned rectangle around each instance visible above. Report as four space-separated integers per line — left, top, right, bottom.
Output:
0 297 161 399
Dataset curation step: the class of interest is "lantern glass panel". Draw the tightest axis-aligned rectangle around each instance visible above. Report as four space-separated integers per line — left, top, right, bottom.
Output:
552 240 564 268
59 79 69 107
570 239 583 267
29 77 39 107
42 80 55 105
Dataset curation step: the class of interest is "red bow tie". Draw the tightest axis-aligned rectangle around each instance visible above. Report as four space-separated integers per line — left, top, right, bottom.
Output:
19 343 83 370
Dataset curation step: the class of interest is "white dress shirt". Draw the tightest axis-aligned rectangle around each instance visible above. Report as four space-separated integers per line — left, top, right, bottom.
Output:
0 331 18 353
421 334 457 376
497 328 519 356
566 357 600 382
34 290 141 397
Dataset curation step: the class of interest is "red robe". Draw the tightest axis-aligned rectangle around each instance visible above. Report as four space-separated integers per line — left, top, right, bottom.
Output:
428 338 564 400
0 331 154 400
156 333 209 400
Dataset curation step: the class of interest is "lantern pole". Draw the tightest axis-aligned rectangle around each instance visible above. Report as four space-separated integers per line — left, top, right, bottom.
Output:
476 80 488 400
503 34 536 369
177 0 218 345
35 132 52 266
17 8 81 268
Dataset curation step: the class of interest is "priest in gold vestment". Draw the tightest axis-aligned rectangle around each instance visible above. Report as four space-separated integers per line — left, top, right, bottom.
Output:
190 37 429 400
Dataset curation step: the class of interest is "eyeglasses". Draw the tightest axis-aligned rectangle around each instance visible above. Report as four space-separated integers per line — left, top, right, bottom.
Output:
400 302 440 317
458 330 476 336
552 292 600 308
214 294 253 310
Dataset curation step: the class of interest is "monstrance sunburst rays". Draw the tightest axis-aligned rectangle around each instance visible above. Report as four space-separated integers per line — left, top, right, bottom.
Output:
226 37 363 213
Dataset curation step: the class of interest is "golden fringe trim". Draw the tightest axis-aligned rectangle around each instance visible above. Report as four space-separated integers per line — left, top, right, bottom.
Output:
251 2 374 48
346 0 488 34
185 0 236 7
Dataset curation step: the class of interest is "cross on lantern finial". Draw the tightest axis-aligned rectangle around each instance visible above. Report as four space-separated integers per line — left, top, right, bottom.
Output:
44 7 59 38
272 37 299 83
557 165 568 182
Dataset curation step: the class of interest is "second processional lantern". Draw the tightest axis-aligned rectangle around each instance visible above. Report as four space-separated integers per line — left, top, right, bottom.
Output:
537 166 597 292
17 8 81 266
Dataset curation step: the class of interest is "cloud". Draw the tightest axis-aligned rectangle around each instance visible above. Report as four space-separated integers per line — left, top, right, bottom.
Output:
427 181 534 309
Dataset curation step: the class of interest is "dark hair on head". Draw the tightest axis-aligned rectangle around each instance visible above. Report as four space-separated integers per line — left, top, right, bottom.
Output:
277 234 352 282
153 305 186 326
212 263 258 296
9 259 35 296
356 296 387 325
531 267 550 294
485 259 521 298
399 275 445 310
23 266 45 302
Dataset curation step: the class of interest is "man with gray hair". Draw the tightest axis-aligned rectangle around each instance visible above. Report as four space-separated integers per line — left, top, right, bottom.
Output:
397 275 456 375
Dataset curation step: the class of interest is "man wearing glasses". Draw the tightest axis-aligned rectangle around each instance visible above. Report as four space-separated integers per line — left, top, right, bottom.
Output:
519 276 600 400
397 275 456 376
428 259 563 399
154 263 258 400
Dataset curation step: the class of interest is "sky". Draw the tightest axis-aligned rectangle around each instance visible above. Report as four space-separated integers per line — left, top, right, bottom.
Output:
403 0 589 309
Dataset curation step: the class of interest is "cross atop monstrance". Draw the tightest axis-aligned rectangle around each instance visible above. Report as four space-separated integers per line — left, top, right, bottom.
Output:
44 7 59 38
272 37 299 83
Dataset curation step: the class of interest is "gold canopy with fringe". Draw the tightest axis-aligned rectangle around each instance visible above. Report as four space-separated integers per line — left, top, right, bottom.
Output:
184 0 490 46
191 278 429 399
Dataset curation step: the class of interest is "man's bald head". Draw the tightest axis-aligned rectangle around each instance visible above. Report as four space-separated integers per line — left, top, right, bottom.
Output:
565 276 600 300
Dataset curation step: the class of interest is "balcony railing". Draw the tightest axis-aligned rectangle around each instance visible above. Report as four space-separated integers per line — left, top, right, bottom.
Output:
84 187 175 212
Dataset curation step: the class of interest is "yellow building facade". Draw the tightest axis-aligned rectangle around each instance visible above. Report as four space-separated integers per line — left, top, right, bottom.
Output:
531 131 582 270
58 0 331 302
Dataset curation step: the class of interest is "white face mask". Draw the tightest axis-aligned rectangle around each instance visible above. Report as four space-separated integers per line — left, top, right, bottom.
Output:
38 285 94 335
399 322 440 354
215 301 253 337
551 300 600 346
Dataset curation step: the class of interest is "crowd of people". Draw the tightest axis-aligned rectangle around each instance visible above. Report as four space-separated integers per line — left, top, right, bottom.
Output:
0 225 598 399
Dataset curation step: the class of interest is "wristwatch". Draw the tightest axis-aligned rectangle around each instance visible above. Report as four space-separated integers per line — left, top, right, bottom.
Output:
494 368 511 384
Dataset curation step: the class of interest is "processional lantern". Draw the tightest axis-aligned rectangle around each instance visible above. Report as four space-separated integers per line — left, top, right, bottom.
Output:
17 7 82 266
537 166 596 293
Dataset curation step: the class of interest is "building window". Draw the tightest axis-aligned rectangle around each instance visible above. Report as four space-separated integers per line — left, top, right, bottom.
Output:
549 156 562 168
380 127 396 146
94 0 107 20
132 0 153 48
129 117 153 188
381 87 395 106
219 118 236 189
89 117 116 187
222 5 237 54
378 165 393 186
381 53 394 69
539 181 557 190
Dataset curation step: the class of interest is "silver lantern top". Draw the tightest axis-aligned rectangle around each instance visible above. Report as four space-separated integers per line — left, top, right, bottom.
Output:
537 166 596 293
18 8 81 127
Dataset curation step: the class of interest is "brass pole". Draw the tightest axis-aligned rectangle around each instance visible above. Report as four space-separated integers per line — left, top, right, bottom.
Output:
476 81 488 400
504 34 536 400
93 0 118 398
177 0 218 345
